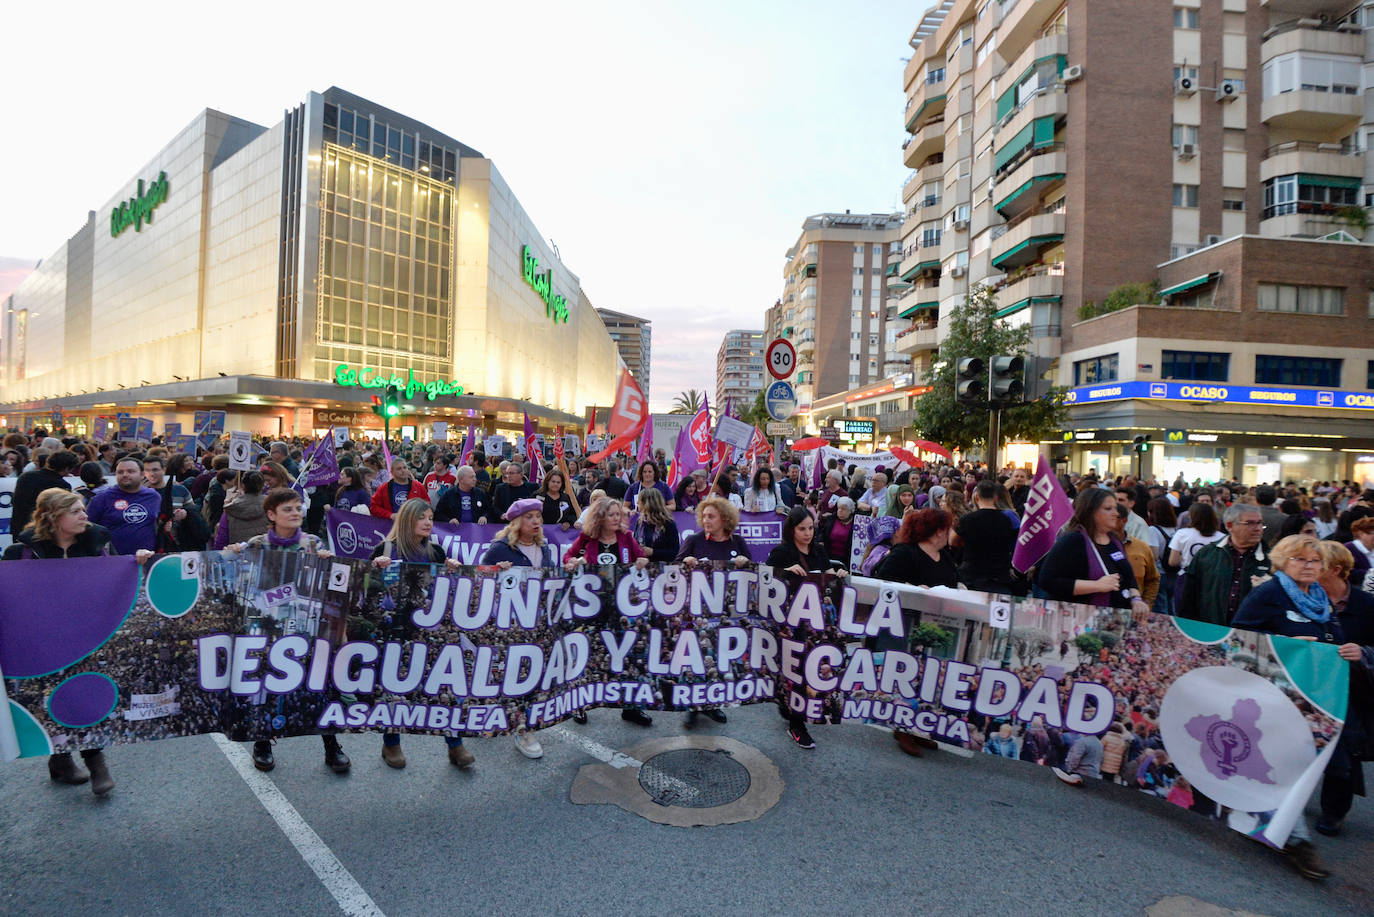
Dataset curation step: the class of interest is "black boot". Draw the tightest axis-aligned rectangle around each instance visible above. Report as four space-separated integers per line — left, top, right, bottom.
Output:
252 740 275 772
322 735 351 774
48 753 89 786
83 751 114 796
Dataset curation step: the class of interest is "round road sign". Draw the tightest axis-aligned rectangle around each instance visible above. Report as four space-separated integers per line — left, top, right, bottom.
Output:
765 380 797 421
765 338 796 380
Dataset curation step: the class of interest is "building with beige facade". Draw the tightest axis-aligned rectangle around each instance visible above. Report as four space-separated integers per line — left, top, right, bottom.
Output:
764 212 905 418
596 308 652 397
0 87 619 440
895 0 1374 484
716 329 765 412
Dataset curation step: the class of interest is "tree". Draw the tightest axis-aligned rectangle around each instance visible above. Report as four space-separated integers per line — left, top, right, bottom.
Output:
908 622 955 655
738 390 770 430
670 389 705 415
1009 627 1052 666
913 285 1068 452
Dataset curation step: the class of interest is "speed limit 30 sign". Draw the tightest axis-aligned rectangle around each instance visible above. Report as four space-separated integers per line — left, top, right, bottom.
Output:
766 338 796 380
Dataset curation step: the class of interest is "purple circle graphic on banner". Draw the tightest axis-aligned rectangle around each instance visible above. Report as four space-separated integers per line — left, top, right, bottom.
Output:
47 673 119 729
0 556 140 678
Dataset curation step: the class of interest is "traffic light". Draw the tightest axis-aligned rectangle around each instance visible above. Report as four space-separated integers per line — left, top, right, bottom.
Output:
989 355 1025 404
383 383 401 417
1132 434 1151 454
370 395 386 418
956 357 986 406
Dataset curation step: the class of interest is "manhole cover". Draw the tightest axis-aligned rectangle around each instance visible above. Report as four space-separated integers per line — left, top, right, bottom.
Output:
638 748 751 808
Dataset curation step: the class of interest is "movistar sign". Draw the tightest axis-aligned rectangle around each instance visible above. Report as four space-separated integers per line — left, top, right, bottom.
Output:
522 245 570 324
111 172 169 237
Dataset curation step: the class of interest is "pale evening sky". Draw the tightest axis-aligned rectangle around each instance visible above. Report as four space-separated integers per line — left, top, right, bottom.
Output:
0 0 924 411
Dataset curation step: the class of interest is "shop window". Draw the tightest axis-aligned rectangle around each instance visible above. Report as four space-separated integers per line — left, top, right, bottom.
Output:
1367 359 1374 390
1162 350 1229 382
1073 353 1119 386
1254 355 1342 387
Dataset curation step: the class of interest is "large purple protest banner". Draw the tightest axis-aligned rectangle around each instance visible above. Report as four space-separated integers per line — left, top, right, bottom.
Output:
0 549 1347 849
324 509 785 564
0 546 1351 850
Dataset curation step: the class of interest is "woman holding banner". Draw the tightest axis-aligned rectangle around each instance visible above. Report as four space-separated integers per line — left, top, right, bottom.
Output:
1036 489 1151 614
482 498 557 759
632 489 680 562
677 496 751 571
227 488 348 774
2 488 153 795
625 461 675 512
370 498 470 770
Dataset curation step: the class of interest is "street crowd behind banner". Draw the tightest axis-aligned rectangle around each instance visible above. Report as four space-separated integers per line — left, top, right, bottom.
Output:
0 545 1347 848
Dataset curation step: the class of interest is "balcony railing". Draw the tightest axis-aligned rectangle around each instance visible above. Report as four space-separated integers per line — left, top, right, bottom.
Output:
1265 139 1361 158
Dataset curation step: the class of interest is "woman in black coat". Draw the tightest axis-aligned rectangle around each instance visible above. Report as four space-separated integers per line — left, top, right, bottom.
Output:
874 507 959 589
1035 487 1149 614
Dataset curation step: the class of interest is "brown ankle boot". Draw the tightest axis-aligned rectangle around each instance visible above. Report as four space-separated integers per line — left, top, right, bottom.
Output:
84 751 115 796
48 753 90 785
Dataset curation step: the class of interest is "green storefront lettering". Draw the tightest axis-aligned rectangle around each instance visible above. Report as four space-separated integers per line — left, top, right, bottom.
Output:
333 364 465 401
110 172 170 237
522 245 570 324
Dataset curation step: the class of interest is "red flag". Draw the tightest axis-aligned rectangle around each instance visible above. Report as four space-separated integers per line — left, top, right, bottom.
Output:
588 369 648 463
554 426 565 463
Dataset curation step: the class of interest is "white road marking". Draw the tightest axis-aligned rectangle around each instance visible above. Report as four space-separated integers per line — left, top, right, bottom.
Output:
548 725 701 801
212 735 386 917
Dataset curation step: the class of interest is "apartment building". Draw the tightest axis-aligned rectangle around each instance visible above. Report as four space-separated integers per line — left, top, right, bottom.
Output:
595 308 652 397
766 212 905 415
715 329 766 412
896 0 1374 484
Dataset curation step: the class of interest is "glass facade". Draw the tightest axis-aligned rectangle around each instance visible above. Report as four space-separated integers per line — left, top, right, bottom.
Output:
314 143 453 382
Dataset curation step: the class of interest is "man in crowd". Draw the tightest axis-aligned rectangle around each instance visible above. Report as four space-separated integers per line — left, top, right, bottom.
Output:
11 449 79 534
423 452 457 498
1006 466 1031 516
1254 485 1287 549
601 462 628 501
269 441 300 478
779 464 803 508
143 454 209 552
816 470 847 517
434 466 492 524
492 462 537 517
956 480 1019 595
1177 504 1271 626
86 457 163 555
1113 486 1151 542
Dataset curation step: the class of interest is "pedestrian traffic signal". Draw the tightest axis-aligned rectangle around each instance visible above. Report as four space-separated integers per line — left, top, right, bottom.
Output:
956 357 986 406
989 355 1025 404
370 395 386 418
1133 434 1151 453
383 383 401 417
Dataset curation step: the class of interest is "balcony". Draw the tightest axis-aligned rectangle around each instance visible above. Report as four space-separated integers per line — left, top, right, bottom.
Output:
897 283 939 319
902 170 923 204
918 197 944 224
1001 30 1069 107
993 263 1064 317
997 0 1064 66
1259 204 1360 239
1261 20 1363 62
905 77 947 134
904 118 946 168
895 321 939 354
1260 140 1363 184
878 408 921 433
998 85 1067 150
1262 90 1361 133
994 146 1066 219
989 210 1066 270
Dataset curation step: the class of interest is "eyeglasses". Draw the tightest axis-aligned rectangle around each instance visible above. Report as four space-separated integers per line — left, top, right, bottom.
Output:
1230 520 1263 527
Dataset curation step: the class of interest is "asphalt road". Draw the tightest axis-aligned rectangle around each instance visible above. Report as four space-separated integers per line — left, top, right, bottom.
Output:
2 704 1370 917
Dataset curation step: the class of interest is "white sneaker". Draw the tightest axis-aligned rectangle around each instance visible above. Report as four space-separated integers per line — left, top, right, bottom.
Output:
1051 766 1082 786
515 730 543 759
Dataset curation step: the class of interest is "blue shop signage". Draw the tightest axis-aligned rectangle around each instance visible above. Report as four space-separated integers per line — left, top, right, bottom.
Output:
1064 380 1374 410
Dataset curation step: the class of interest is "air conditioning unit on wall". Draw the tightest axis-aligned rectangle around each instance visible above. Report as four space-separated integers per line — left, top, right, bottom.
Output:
1177 142 1197 159
1063 64 1084 83
1174 76 1196 96
1215 81 1239 102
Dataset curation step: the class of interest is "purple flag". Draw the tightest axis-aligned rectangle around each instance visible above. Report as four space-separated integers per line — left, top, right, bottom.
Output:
523 413 543 484
460 423 476 465
637 423 653 466
1012 455 1075 573
809 446 826 490
300 432 340 489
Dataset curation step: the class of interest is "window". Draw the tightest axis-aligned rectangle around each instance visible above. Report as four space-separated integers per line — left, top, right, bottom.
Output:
1174 7 1199 29
1172 124 1199 148
1368 360 1374 390
1173 184 1199 208
927 66 946 85
1162 350 1229 382
1222 194 1245 211
1255 355 1342 387
1263 52 1361 98
1257 283 1344 315
854 267 864 275
921 228 942 248
1174 64 1199 85
1170 243 1199 260
1074 354 1119 386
